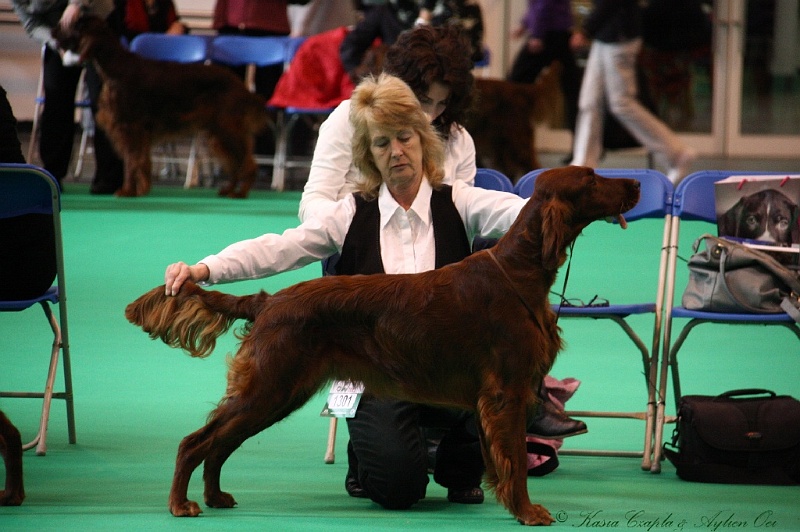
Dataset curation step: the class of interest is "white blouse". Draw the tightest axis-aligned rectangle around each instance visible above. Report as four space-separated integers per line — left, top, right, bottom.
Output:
298 99 477 222
201 179 525 284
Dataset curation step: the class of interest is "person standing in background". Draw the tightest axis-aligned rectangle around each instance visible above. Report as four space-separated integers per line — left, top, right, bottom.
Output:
212 0 299 99
417 0 484 64
11 0 125 194
113 0 187 42
212 0 311 158
507 0 580 147
569 0 696 184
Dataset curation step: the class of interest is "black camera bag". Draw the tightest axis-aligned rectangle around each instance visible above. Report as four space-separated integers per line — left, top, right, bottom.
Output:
663 389 800 484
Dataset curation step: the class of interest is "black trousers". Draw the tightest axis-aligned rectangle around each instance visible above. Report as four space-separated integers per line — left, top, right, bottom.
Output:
41 45 123 187
507 30 580 133
345 396 484 510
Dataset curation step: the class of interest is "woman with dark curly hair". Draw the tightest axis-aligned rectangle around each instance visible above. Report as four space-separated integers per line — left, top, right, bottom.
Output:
299 24 476 222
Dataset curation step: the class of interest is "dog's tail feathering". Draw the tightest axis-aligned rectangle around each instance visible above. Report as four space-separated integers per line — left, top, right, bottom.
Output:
125 281 265 358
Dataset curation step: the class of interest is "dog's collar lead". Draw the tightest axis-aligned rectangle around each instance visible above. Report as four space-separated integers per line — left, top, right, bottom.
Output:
486 248 544 331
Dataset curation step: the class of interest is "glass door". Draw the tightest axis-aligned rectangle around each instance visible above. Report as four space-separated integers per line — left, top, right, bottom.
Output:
722 0 800 156
525 1 800 158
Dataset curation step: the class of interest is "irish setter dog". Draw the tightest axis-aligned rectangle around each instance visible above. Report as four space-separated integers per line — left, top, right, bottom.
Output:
469 64 562 181
125 166 640 525
0 409 24 506
53 16 269 198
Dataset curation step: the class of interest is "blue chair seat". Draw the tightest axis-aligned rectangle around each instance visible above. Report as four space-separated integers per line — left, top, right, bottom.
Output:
0 286 59 312
554 302 656 317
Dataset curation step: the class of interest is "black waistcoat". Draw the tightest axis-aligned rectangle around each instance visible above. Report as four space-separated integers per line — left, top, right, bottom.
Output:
334 185 471 275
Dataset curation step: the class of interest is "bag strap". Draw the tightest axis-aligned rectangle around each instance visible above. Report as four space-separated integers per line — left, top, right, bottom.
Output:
781 297 800 324
716 389 776 400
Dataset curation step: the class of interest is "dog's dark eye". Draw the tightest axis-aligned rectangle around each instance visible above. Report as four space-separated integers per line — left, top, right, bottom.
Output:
745 215 759 229
776 219 790 231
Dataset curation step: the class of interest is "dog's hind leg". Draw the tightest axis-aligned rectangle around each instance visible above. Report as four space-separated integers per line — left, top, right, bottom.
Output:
477 386 554 526
168 400 292 516
210 124 257 199
169 339 330 516
200 390 316 510
116 132 153 197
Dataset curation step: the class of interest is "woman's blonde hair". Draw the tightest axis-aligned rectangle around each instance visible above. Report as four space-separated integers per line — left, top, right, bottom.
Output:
349 73 445 200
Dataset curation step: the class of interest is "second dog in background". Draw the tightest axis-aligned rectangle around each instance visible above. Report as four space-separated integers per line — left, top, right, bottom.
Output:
52 16 268 198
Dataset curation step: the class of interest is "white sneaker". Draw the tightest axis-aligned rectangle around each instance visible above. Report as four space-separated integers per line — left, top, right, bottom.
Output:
667 147 697 185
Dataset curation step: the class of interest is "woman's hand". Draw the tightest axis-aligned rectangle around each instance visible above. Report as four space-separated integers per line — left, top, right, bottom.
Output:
59 3 81 31
164 262 209 296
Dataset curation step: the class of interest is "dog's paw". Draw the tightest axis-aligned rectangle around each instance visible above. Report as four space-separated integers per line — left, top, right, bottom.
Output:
0 489 25 506
115 187 137 198
169 499 203 517
205 490 237 509
516 504 555 526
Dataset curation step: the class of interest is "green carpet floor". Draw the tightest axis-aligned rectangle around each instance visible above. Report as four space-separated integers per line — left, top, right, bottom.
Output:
1 183 798 531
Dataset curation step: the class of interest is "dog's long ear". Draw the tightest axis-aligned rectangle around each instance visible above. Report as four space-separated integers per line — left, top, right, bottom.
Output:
125 284 237 358
540 198 570 270
718 200 744 237
790 204 800 244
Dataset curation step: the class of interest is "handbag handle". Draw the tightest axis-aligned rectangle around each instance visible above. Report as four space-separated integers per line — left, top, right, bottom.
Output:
716 244 776 313
716 389 777 400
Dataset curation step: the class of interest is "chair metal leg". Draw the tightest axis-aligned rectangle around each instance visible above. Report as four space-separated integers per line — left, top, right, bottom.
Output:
19 302 62 455
324 417 337 464
183 135 200 189
6 301 76 455
73 118 92 179
559 315 660 470
271 112 289 191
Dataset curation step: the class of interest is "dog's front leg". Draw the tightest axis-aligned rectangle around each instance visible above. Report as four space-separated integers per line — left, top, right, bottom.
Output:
477 390 554 526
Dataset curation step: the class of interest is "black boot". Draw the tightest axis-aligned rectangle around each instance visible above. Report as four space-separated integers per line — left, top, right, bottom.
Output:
527 386 587 439
344 440 368 498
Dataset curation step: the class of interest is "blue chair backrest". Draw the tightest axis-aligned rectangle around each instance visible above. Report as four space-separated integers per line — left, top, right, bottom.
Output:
474 47 490 68
514 168 673 220
285 36 307 63
672 170 790 223
475 168 513 192
209 35 287 67
129 33 209 63
0 163 60 217
514 170 537 198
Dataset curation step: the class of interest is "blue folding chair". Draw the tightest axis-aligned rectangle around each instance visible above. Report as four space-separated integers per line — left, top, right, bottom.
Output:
129 33 209 63
475 168 514 193
513 170 537 198
654 170 800 461
272 36 336 192
129 33 211 188
0 164 75 456
519 168 674 472
209 35 290 188
209 34 288 91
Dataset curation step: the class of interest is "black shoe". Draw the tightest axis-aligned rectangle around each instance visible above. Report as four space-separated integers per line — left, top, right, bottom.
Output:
447 486 484 504
345 473 368 498
527 399 587 439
